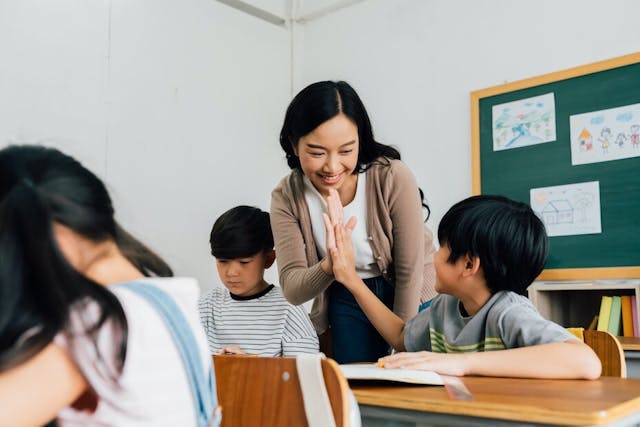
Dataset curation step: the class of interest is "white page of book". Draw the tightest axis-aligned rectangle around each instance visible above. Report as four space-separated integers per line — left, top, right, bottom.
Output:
339 363 443 385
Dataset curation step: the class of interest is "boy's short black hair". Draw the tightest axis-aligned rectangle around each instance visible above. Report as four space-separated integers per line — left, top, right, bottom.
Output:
209 206 274 259
437 195 548 295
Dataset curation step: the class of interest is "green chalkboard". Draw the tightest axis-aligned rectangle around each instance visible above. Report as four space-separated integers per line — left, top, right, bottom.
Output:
471 53 640 280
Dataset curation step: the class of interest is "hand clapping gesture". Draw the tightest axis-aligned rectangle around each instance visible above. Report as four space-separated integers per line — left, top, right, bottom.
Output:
321 189 358 287
321 189 409 354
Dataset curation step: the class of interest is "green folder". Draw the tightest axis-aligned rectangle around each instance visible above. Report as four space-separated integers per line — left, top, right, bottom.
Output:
608 296 622 336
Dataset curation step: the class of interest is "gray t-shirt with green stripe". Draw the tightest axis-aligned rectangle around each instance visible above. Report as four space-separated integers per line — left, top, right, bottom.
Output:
404 291 575 352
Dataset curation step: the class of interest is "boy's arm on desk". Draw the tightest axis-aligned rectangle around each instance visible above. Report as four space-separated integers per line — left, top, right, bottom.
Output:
380 341 601 379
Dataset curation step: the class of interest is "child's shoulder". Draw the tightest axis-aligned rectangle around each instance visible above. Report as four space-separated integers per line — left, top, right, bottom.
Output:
262 285 289 304
490 291 535 310
428 293 459 311
486 291 541 323
198 285 228 304
235 284 286 305
428 292 533 314
266 285 308 311
115 277 202 312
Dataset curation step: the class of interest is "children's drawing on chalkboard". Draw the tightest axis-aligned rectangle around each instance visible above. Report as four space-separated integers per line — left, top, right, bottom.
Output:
492 93 556 151
541 200 574 225
631 124 640 149
577 128 594 151
600 127 611 154
530 181 601 237
570 103 640 165
615 132 628 148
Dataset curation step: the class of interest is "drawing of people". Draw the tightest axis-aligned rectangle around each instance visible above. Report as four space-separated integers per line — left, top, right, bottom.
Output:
630 124 640 149
615 132 627 148
599 127 611 154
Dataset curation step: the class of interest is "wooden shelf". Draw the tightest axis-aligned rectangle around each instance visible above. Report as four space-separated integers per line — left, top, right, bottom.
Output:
619 337 640 351
527 280 640 335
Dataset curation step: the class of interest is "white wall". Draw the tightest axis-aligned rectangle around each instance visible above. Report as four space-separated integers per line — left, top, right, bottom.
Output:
0 0 291 290
296 0 640 241
2 0 639 291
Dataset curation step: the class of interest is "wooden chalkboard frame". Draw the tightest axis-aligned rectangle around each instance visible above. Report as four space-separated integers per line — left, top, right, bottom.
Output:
470 52 640 281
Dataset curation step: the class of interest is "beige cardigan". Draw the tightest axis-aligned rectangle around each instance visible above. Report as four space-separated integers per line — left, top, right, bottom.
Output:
270 158 437 334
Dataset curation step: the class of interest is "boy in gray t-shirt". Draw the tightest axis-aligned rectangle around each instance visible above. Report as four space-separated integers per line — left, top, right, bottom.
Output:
322 191 601 379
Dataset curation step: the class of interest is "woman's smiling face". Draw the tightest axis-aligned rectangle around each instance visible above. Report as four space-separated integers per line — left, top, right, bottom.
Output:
295 113 359 199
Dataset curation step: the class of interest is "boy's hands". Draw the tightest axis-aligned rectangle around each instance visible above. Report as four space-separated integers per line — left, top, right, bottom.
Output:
322 189 358 286
215 346 245 355
378 351 470 377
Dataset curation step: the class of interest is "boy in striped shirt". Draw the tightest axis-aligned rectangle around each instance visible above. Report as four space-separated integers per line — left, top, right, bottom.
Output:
198 206 319 356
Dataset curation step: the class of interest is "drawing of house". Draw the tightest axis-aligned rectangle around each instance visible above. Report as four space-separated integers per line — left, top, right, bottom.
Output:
541 200 574 224
578 128 593 151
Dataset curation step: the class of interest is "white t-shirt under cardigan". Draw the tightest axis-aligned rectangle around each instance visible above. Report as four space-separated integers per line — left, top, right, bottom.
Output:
198 284 319 356
304 173 381 279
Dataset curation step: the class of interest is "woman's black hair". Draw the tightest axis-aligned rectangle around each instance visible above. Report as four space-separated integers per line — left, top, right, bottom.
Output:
210 206 273 260
279 80 430 219
437 195 548 295
0 145 170 377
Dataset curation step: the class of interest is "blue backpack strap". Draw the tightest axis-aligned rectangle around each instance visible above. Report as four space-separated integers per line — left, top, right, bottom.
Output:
117 282 220 427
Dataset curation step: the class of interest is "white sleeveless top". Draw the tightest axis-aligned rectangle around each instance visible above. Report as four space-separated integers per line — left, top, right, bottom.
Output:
303 174 381 279
54 277 211 426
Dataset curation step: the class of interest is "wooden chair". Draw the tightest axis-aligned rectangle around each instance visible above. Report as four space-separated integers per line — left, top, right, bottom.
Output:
567 328 627 377
213 355 352 427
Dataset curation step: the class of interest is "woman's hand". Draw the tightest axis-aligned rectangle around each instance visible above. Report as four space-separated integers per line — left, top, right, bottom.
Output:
378 351 470 377
320 188 343 274
322 189 358 287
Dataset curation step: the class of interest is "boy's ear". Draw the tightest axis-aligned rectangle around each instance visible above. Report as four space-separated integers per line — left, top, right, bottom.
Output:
462 254 481 276
264 250 276 268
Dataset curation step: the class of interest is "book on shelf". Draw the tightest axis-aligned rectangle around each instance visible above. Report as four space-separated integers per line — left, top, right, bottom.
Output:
621 295 634 337
596 296 612 332
591 294 639 337
608 296 622 336
587 314 599 331
633 295 639 337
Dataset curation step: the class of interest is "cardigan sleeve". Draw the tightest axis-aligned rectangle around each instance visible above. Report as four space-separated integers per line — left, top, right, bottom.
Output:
270 180 335 306
385 160 428 320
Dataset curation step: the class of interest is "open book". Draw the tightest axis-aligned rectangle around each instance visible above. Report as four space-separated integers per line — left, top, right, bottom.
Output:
339 363 443 385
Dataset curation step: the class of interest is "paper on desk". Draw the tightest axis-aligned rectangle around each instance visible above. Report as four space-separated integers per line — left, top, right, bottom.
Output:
339 363 443 385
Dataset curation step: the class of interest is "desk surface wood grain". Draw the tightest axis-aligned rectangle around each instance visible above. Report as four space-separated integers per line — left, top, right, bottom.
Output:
351 376 640 426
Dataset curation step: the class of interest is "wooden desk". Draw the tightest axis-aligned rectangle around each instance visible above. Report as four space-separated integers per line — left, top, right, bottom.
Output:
351 377 640 426
619 338 640 378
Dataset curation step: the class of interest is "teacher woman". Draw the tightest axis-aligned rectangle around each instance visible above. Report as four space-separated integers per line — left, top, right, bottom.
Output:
271 81 437 363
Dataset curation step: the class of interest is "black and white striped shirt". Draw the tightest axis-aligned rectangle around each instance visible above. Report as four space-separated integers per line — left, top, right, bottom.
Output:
198 285 319 356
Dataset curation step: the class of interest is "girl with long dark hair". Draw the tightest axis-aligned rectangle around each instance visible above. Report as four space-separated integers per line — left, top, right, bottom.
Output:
0 145 217 426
